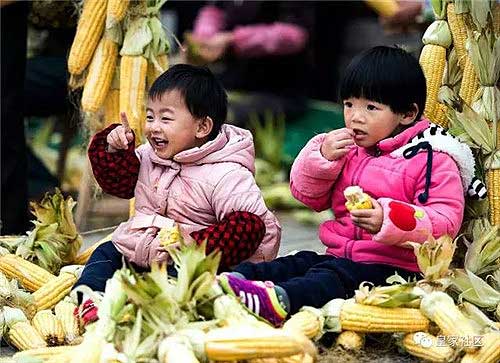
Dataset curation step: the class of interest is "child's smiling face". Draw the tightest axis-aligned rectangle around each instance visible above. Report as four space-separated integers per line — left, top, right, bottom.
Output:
343 97 416 148
145 89 211 159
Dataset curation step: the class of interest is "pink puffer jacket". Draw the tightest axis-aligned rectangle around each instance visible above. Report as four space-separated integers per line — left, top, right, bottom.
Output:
290 120 473 272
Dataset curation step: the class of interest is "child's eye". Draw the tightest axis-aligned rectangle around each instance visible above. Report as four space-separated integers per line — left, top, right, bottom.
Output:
367 104 377 111
161 117 173 121
343 101 352 108
146 115 154 121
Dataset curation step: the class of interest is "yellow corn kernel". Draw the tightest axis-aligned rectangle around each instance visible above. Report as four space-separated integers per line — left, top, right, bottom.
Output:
339 301 429 333
459 57 480 107
204 326 303 360
336 331 365 351
73 232 113 265
403 332 455 362
32 310 65 346
447 3 469 69
68 0 107 75
344 186 373 211
119 55 148 140
33 273 77 311
419 44 447 121
8 321 47 351
364 0 398 17
147 54 169 89
129 198 135 217
0 254 55 292
282 309 323 339
461 332 500 363
158 223 181 247
486 169 500 226
54 300 80 344
104 88 120 127
432 103 449 128
81 37 119 113
106 0 130 28
13 346 76 362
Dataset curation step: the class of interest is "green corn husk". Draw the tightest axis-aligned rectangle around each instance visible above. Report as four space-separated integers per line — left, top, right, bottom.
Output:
463 222 500 275
449 268 500 310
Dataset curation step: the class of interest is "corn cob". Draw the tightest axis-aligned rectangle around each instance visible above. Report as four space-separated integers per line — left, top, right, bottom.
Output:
81 37 119 113
54 300 80 344
119 55 148 140
104 88 120 127
32 310 65 346
336 331 365 351
421 292 479 353
73 232 113 265
8 321 47 350
33 272 77 311
447 3 469 69
487 169 500 225
403 332 455 362
459 57 480 107
461 332 500 363
158 223 181 247
129 198 135 217
0 254 55 292
420 44 447 122
339 301 429 333
204 326 303 360
364 0 398 17
344 186 373 211
147 54 169 89
106 0 130 28
282 309 323 339
68 0 107 75
13 346 76 362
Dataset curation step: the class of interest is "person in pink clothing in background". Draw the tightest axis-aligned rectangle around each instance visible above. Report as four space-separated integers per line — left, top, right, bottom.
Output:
185 2 313 126
219 46 480 327
73 64 281 326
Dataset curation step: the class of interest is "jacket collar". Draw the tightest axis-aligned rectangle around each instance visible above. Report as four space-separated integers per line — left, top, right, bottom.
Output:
377 120 430 154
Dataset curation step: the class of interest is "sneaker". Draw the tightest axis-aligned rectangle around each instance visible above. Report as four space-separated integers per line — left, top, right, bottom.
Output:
74 299 98 328
218 273 287 326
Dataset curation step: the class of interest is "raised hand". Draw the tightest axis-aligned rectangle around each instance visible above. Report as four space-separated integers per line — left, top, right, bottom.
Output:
320 128 355 161
106 112 134 152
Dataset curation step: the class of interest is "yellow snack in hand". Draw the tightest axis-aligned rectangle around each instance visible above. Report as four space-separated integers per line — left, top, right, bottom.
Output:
158 224 182 247
344 186 373 211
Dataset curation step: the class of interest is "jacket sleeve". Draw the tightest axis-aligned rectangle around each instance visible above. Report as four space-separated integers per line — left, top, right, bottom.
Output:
373 154 465 245
290 134 348 212
88 124 140 199
207 168 281 265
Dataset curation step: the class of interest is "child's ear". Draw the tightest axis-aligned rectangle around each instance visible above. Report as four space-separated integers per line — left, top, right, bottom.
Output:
400 103 419 125
196 116 214 138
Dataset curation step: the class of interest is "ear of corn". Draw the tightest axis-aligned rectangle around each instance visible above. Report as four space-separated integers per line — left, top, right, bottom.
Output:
339 301 429 333
420 44 447 122
54 300 80 344
32 310 65 346
344 186 373 211
104 88 120 127
106 0 130 28
0 254 56 292
402 332 456 363
119 55 148 141
486 169 500 225
73 232 113 265
336 331 365 351
421 292 480 353
364 0 399 17
68 0 107 75
204 326 303 360
13 346 77 362
460 332 500 363
81 37 119 113
458 57 480 106
33 272 78 311
8 321 47 350
282 308 323 340
447 3 469 69
147 53 169 89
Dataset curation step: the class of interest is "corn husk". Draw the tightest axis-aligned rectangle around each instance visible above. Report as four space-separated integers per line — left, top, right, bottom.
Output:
0 306 28 341
0 271 35 318
463 222 500 275
459 301 499 333
449 268 500 310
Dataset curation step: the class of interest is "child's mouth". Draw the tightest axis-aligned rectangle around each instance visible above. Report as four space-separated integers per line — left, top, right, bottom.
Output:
353 129 367 139
151 137 168 149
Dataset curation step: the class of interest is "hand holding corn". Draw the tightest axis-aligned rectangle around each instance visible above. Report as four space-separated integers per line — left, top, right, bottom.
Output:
345 186 383 234
320 128 355 161
106 112 134 152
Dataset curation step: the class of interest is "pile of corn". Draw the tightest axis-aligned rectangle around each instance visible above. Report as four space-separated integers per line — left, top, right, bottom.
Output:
68 0 169 139
419 0 499 226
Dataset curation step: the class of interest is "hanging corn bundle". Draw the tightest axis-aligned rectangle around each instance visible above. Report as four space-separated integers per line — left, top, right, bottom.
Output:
419 0 452 125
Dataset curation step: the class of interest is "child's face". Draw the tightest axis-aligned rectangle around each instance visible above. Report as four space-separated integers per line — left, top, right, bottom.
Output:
145 90 211 159
343 97 414 148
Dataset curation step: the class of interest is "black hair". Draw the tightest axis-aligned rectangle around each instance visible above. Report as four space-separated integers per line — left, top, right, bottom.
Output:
339 46 426 121
149 64 228 140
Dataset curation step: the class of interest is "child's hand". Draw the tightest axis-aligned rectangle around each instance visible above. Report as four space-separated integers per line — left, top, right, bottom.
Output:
350 198 383 234
320 128 355 161
106 112 134 152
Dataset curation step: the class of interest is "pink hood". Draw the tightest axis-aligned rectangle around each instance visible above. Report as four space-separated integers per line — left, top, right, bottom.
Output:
112 124 281 267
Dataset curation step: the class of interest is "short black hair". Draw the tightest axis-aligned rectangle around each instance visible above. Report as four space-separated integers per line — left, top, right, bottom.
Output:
149 64 228 140
339 46 426 121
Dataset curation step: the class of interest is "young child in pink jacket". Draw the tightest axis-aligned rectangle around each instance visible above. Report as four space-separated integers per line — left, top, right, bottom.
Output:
219 46 482 327
73 64 281 325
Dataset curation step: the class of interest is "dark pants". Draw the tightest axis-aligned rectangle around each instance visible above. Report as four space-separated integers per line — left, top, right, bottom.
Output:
234 251 420 314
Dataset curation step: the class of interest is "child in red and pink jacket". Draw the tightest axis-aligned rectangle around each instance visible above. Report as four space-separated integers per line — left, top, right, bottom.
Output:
218 46 483 327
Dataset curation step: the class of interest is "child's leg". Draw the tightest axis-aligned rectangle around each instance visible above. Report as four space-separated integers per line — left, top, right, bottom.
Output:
233 251 331 283
73 241 124 295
